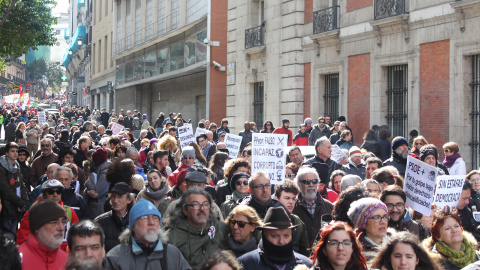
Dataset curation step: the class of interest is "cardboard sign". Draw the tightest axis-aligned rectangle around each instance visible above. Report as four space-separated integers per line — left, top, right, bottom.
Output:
37 111 46 124
195 127 207 138
111 122 124 135
252 133 288 185
178 125 195 149
433 175 466 210
403 156 437 216
331 144 348 164
224 133 242 159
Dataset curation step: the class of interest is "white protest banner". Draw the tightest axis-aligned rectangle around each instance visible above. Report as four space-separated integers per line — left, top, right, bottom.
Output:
252 133 288 185
331 144 348 164
403 156 437 216
111 122 124 135
224 133 242 159
37 111 46 124
433 175 466 210
178 125 195 149
195 127 207 138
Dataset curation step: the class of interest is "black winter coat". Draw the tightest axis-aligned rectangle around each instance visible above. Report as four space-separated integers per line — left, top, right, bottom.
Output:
94 210 129 253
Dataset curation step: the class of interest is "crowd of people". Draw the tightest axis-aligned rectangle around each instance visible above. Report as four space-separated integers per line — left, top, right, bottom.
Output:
0 103 480 270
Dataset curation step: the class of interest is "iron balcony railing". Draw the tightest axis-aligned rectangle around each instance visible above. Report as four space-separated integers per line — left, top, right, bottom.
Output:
245 24 264 49
374 0 407 20
313 6 340 34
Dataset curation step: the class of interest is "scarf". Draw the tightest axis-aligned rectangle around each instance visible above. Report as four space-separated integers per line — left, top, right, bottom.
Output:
259 235 295 265
232 190 249 202
0 155 19 174
227 235 257 257
443 153 462 168
144 184 169 201
436 236 476 268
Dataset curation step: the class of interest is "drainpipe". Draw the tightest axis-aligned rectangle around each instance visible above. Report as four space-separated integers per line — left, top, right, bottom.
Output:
205 0 211 120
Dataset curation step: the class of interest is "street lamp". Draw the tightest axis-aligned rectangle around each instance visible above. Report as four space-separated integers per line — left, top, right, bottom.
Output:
77 37 83 46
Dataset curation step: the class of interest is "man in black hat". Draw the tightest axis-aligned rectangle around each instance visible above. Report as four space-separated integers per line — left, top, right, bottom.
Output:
238 206 312 269
95 182 134 253
273 118 293 146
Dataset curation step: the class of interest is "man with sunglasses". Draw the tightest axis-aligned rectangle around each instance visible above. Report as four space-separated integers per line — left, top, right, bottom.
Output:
167 146 195 187
379 185 427 240
308 116 332 146
292 167 334 247
165 187 226 269
239 171 282 219
30 138 58 188
16 180 79 251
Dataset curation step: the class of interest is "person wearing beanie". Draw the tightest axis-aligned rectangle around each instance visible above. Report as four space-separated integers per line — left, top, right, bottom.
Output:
342 146 367 179
273 118 293 146
418 144 448 175
347 197 389 262
141 114 150 130
16 180 79 251
304 117 313 134
104 198 191 269
167 145 195 187
383 136 409 176
86 147 111 218
237 207 312 269
220 172 251 218
18 199 69 270
308 116 332 146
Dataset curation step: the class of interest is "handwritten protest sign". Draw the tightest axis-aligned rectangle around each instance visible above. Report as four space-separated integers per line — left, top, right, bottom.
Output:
252 133 288 185
111 122 124 135
195 128 207 138
225 133 242 159
178 125 195 149
403 156 437 216
37 111 46 125
433 175 466 210
331 145 348 164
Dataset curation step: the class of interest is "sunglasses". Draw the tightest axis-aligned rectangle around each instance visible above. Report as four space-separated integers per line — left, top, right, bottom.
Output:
229 219 252 228
183 156 195 160
46 189 62 195
285 173 295 178
235 180 249 186
18 153 27 156
444 149 451 153
299 179 319 185
41 144 51 147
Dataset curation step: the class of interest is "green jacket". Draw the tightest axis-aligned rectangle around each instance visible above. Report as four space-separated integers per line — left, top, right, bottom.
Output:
166 219 227 270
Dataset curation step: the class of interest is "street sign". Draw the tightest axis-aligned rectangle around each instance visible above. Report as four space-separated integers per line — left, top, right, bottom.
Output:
107 81 113 94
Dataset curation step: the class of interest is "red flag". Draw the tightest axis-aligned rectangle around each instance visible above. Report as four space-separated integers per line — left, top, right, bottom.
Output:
26 99 30 105
19 84 24 98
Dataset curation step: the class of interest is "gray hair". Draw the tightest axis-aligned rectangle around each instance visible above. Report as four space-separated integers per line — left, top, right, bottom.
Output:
295 167 320 187
248 171 269 188
40 137 52 145
126 147 139 157
361 179 382 192
162 187 216 229
340 174 362 192
97 125 105 130
140 130 148 137
314 136 330 153
53 166 74 180
383 165 400 176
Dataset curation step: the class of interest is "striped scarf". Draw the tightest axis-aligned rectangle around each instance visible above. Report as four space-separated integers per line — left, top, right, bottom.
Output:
436 236 476 268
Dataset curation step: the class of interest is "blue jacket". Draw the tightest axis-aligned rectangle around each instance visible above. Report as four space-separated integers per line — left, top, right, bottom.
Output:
238 248 312 270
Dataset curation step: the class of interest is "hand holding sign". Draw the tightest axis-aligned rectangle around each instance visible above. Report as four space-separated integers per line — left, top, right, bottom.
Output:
403 156 437 216
251 133 288 185
178 125 195 149
433 175 466 210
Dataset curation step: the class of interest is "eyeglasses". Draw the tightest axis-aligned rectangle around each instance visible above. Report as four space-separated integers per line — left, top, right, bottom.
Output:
41 144 51 147
319 121 325 124
138 215 160 222
253 184 270 190
183 156 195 160
229 219 252 228
236 180 249 186
266 124 271 126
18 153 27 156
285 174 296 178
299 179 318 185
368 214 389 223
470 178 480 183
198 139 206 143
46 189 62 195
186 202 210 210
415 142 424 146
327 240 353 248
386 203 405 210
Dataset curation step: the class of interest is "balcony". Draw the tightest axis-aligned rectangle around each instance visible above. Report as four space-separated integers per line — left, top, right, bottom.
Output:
245 25 264 49
313 6 340 34
374 0 407 20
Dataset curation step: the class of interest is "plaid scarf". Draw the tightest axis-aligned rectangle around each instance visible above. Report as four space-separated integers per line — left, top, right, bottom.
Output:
436 236 476 268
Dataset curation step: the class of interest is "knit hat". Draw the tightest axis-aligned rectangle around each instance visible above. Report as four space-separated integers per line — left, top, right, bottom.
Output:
92 147 108 163
347 198 388 231
29 199 67 233
419 148 438 163
175 167 196 187
304 118 313 124
391 137 409 151
129 199 161 229
149 138 158 145
349 146 362 158
338 116 346 122
185 171 207 183
230 172 250 191
142 114 147 119
217 130 226 136
282 119 290 124
18 146 29 156
182 146 195 158
41 179 65 194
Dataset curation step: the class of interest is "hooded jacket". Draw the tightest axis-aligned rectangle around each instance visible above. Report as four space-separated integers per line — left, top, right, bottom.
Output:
94 210 130 253
342 159 367 179
18 233 68 270
308 124 332 146
0 156 28 218
383 152 407 176
166 219 227 270
293 131 309 146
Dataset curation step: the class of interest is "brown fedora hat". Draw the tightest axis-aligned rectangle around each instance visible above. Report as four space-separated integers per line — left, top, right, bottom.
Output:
258 207 298 230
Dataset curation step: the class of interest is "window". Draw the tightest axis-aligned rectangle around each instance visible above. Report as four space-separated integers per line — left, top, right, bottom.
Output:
56 30 61 35
471 55 480 169
146 0 153 40
135 0 141 45
324 73 339 121
92 43 96 74
259 0 265 24
98 39 102 72
386 64 408 137
157 0 166 35
104 35 108 70
186 0 207 24
253 82 264 129
125 0 132 49
171 0 179 29
99 0 102 21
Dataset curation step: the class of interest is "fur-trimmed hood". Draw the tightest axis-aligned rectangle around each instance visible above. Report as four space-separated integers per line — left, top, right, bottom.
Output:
118 228 168 244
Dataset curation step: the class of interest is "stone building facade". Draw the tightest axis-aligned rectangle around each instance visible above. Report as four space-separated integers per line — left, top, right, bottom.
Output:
227 0 480 169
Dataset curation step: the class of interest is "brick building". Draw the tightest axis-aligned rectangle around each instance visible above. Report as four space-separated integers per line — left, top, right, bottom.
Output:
226 0 480 169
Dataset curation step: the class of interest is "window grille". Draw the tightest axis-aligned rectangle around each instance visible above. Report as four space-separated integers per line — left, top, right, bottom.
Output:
324 73 339 121
471 55 480 169
386 65 408 137
253 82 264 129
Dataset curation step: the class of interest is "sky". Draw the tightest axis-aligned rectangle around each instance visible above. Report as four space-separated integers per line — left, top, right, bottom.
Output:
52 0 69 14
